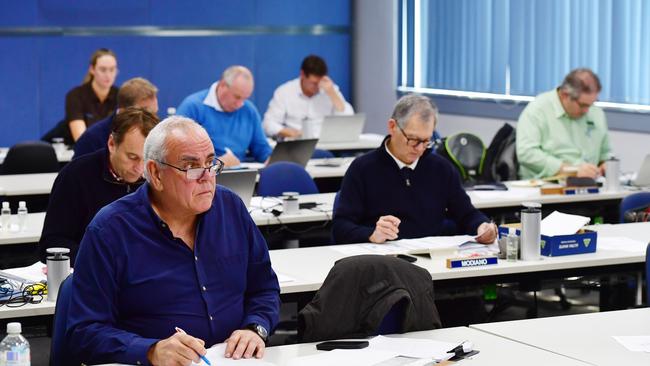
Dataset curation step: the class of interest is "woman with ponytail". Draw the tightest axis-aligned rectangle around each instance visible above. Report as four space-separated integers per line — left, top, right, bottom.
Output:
64 48 119 141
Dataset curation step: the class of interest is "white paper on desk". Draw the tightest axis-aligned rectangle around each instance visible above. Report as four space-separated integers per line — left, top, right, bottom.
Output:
612 336 650 352
331 243 404 256
395 235 473 251
0 262 47 283
369 335 455 360
540 211 590 236
597 237 648 253
458 242 500 256
285 348 398 366
194 343 277 365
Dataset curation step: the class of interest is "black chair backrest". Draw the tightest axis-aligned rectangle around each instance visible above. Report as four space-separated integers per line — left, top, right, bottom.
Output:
436 132 486 181
482 123 518 182
41 119 74 146
1 141 59 175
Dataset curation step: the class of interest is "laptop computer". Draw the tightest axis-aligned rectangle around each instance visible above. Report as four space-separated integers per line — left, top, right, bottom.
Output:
267 139 318 167
217 169 258 207
632 154 650 187
318 114 366 143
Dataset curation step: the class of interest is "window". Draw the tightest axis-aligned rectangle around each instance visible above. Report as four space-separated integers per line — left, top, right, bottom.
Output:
399 0 650 110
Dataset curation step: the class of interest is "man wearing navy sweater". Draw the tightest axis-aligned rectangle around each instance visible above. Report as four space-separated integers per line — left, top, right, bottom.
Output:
38 107 159 265
332 94 497 244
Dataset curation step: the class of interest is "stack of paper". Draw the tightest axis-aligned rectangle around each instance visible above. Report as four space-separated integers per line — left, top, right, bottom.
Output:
612 336 650 352
540 211 590 236
286 348 399 366
368 335 456 361
194 343 277 365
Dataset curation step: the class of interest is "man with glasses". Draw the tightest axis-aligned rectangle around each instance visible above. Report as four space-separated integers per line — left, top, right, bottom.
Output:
177 65 272 167
516 68 611 179
332 94 496 245
68 116 280 365
38 107 159 265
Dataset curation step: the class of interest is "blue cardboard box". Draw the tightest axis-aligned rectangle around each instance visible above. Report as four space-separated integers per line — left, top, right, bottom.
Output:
498 226 597 257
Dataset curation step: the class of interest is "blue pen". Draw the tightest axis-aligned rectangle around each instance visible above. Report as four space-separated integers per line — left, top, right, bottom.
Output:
174 327 212 365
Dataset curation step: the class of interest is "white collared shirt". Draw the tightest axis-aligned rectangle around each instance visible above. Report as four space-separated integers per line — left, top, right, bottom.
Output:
262 78 354 138
385 139 419 170
202 81 224 112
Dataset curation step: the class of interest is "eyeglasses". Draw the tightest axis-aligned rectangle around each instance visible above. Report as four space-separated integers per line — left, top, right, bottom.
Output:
157 159 224 180
396 123 434 149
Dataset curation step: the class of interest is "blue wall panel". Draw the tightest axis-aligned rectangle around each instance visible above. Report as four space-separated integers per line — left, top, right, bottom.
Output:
149 36 256 114
0 39 40 142
0 1 351 146
253 34 352 114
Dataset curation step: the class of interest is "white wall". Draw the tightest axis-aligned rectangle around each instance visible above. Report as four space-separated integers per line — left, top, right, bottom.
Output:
439 113 648 173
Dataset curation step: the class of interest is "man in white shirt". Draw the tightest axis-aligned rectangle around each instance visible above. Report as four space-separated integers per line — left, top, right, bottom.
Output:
263 55 354 139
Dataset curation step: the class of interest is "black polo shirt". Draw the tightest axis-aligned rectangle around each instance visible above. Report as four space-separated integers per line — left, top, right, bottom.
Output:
64 82 118 127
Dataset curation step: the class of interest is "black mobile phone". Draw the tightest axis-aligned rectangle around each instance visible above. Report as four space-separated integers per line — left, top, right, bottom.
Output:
396 254 418 263
316 340 369 351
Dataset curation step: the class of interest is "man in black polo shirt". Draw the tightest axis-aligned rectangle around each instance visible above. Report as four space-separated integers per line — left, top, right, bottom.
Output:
39 107 159 265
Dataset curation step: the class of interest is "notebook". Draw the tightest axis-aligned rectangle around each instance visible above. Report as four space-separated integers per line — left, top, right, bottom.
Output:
632 154 650 187
217 169 257 207
318 114 366 143
267 139 318 167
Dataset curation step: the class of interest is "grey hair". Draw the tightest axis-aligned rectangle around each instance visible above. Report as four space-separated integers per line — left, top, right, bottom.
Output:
221 65 253 87
390 94 438 128
143 115 207 182
559 68 602 99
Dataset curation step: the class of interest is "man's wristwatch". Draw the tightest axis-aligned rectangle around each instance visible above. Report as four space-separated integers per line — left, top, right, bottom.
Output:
245 323 268 342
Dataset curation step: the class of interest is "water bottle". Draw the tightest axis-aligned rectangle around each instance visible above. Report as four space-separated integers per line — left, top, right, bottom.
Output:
506 228 519 262
0 202 10 232
0 322 31 366
605 157 620 192
46 248 70 303
520 202 542 261
17 202 27 232
167 107 176 117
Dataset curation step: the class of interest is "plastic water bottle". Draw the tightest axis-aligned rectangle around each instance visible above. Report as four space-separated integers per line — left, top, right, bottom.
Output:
167 107 176 117
17 202 27 232
0 322 31 366
506 228 519 262
0 202 10 232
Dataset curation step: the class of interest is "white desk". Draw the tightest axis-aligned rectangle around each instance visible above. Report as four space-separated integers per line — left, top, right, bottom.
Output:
271 222 650 294
0 173 57 196
0 212 45 245
249 193 335 226
469 183 631 209
2 223 648 319
470 308 650 366
314 133 383 151
241 157 354 180
0 147 73 165
264 326 588 366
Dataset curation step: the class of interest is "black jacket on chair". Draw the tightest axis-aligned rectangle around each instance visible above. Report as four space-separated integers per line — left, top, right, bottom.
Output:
298 255 442 342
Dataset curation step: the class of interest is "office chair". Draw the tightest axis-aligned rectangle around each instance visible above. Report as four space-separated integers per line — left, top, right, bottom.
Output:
620 192 650 223
436 132 486 182
1 141 59 175
298 255 441 342
311 149 334 159
257 162 318 196
50 274 75 366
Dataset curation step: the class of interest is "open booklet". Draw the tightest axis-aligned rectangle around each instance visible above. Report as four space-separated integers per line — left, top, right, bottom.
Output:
330 235 499 257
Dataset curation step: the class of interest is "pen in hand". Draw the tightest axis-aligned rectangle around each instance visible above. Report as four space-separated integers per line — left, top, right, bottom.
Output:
174 327 212 366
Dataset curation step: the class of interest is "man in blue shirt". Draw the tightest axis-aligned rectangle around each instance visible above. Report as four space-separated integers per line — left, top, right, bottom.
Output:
177 66 272 167
68 116 280 365
73 77 159 159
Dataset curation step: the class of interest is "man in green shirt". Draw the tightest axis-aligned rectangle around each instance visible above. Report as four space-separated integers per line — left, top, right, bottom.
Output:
516 68 611 179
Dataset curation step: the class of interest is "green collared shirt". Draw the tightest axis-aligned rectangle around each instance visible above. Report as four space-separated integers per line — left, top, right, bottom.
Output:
516 89 611 179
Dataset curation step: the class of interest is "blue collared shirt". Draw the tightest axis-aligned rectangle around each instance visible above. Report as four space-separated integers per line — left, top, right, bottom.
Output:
67 184 280 365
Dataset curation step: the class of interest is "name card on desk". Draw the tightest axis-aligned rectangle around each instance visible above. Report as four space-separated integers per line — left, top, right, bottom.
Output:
446 256 498 269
